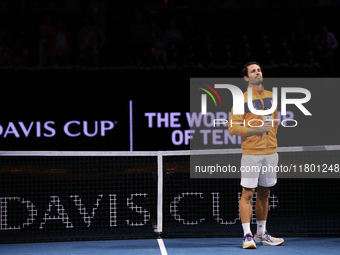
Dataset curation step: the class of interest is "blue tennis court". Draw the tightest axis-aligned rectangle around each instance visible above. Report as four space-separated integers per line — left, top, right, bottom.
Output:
1 237 339 255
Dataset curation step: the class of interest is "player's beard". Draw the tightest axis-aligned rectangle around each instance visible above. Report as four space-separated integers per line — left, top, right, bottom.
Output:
249 77 263 86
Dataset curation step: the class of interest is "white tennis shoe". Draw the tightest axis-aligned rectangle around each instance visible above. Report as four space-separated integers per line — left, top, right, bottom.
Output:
254 231 284 246
243 233 257 249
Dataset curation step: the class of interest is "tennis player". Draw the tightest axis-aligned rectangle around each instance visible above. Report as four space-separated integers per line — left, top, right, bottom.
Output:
228 61 284 249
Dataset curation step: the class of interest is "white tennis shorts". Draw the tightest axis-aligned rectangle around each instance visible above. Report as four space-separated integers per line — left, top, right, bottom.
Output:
240 153 278 188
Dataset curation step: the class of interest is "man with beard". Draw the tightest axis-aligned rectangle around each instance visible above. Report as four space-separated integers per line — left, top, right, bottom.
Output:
228 62 284 249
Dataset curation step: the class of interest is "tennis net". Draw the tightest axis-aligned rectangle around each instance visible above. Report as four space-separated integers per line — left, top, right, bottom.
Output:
0 145 339 243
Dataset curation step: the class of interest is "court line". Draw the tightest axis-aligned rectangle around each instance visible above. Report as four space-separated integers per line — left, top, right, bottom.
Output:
157 238 168 255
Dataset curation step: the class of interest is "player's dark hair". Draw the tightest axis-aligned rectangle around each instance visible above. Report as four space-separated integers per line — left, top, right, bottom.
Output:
242 61 260 77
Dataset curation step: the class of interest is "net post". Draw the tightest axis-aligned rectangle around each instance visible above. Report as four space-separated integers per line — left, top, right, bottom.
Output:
155 151 163 235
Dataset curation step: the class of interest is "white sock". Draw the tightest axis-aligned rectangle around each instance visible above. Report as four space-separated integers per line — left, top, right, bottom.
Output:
242 223 251 236
257 221 266 236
